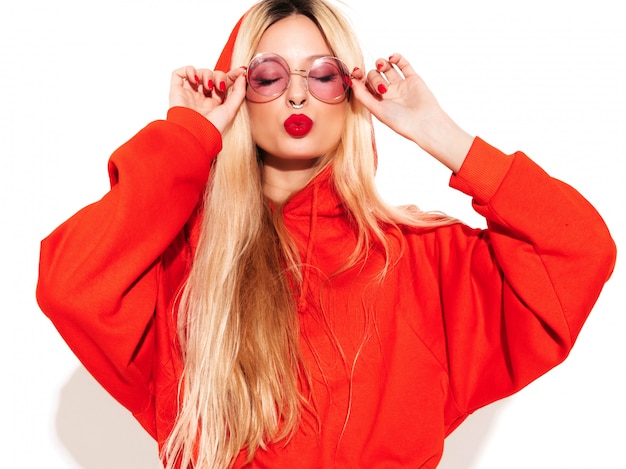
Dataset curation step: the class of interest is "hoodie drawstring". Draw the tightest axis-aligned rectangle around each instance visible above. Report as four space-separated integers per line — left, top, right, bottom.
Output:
297 179 319 314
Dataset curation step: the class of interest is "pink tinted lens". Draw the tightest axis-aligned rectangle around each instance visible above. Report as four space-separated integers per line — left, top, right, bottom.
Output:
247 54 349 102
308 58 348 101
248 56 290 97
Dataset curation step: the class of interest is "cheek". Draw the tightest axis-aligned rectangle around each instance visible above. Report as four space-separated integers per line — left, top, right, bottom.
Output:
247 103 273 145
323 106 348 142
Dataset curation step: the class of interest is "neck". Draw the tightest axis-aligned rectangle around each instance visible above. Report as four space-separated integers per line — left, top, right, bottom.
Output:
261 153 320 204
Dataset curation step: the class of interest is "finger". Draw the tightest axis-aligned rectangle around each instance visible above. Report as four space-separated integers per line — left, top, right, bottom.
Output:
184 65 202 89
349 74 384 111
225 66 248 88
212 70 228 94
172 66 191 88
388 53 417 78
224 74 247 108
172 66 201 90
208 74 247 133
196 68 215 94
375 57 403 83
366 69 389 96
350 66 365 81
349 66 379 101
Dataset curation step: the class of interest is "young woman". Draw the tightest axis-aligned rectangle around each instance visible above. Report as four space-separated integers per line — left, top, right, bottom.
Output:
36 0 616 468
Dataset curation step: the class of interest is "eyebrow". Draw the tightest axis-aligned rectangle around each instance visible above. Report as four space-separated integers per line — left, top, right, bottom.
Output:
256 52 335 68
297 54 333 70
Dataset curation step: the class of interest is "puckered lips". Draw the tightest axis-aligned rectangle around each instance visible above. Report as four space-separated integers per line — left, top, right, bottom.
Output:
284 114 313 138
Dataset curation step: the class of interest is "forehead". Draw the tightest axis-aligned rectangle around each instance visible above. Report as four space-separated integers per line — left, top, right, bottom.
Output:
254 15 332 62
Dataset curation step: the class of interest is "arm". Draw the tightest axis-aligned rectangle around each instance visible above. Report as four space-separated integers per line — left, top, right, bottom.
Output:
350 53 473 173
430 138 615 430
36 65 247 416
352 53 616 426
36 107 220 414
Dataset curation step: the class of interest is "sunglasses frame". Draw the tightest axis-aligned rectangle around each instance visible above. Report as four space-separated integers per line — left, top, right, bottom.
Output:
246 52 350 104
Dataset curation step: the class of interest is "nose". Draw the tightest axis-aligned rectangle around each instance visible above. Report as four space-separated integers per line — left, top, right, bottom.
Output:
285 71 308 109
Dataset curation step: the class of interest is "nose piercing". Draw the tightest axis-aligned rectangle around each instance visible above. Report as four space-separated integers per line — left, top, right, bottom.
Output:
290 100 304 110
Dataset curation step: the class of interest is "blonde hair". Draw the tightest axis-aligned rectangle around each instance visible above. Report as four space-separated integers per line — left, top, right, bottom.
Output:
163 1 455 468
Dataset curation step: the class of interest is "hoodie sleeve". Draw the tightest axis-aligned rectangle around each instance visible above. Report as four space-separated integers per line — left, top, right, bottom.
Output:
36 107 220 416
434 137 616 431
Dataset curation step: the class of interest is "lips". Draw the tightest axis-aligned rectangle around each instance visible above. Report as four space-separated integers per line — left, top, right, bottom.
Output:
284 114 313 138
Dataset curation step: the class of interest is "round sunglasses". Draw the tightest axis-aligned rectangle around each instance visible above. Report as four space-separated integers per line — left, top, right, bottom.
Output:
246 53 350 104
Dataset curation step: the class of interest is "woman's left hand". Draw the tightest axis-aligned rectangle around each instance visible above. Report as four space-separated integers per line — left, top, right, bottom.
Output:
350 53 473 172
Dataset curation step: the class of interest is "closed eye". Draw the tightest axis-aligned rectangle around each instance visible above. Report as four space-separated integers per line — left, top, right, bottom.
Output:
253 76 284 87
310 73 340 83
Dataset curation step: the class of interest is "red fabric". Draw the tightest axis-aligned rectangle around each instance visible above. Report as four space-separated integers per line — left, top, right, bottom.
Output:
214 11 246 71
37 106 615 467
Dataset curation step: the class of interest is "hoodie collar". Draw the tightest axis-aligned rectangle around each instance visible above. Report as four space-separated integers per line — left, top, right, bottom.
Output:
278 165 346 313
282 165 345 219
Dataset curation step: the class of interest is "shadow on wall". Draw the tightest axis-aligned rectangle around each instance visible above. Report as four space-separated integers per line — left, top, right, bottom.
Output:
57 367 162 469
438 400 505 468
57 366 504 468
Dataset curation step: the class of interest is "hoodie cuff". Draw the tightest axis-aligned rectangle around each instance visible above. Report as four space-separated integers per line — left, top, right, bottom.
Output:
166 106 223 158
449 136 514 204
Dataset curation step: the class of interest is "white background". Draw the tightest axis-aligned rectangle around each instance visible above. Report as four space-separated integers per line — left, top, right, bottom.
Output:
1 0 624 467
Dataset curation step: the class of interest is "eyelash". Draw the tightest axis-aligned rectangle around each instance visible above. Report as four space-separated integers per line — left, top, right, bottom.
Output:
254 77 282 87
311 74 338 83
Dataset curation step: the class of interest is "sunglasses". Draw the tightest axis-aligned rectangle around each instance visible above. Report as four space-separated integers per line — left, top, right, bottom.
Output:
246 53 350 104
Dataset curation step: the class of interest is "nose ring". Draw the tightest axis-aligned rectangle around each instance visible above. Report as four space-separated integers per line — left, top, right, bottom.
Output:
290 100 304 110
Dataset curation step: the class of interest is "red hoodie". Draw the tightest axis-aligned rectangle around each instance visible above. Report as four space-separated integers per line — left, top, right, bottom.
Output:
36 12 616 469
36 106 615 467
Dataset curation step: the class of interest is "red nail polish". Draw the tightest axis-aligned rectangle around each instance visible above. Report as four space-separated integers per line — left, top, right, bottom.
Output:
376 62 383 70
377 84 387 94
352 67 360 74
194 75 200 84
219 81 226 92
208 79 214 90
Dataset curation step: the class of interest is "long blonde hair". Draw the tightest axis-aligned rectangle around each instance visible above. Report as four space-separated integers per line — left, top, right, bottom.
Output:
163 1 455 468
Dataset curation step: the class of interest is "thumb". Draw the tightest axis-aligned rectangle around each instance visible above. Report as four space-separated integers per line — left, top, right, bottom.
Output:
224 74 247 112
208 75 246 133
350 77 382 117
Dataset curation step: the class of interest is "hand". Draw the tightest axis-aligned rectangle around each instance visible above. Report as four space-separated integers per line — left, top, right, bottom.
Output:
169 66 247 133
351 53 473 172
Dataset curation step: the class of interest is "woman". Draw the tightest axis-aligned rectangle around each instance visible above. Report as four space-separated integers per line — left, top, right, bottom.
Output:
36 0 616 468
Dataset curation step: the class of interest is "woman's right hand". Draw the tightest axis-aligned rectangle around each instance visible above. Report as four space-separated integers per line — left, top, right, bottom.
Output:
169 66 247 133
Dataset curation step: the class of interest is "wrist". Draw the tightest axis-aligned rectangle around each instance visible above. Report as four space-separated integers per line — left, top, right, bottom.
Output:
167 107 223 157
415 111 474 173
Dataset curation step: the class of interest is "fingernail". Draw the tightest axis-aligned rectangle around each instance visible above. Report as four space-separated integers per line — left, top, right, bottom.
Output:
219 81 226 92
376 62 383 70
208 79 214 90
389 54 395 61
194 75 200 84
377 84 387 94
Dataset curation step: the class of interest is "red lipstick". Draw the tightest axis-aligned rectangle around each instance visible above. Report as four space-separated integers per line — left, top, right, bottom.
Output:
284 114 313 138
